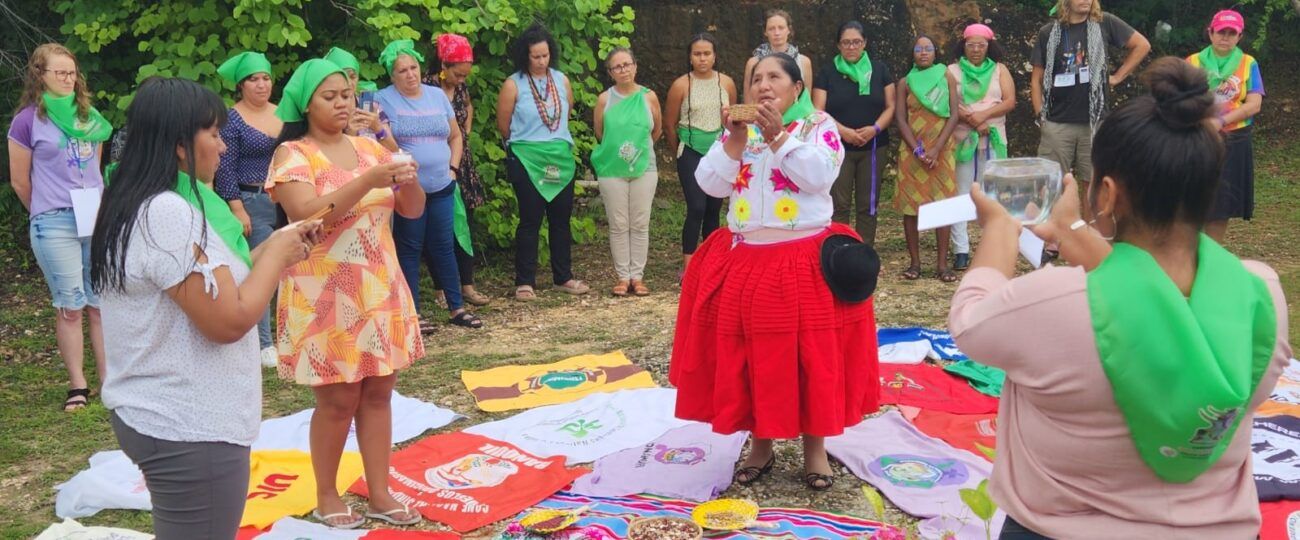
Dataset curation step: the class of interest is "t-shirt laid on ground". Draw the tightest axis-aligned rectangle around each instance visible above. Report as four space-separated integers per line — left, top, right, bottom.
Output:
251 391 462 452
247 517 461 539
813 60 893 151
349 432 588 532
1031 13 1135 124
242 450 365 529
1261 499 1300 540
54 451 151 519
877 327 969 362
878 363 1000 414
460 351 657 412
1254 415 1300 501
942 360 1005 397
910 410 998 461
827 409 1005 540
464 388 691 465
376 84 456 193
34 518 151 540
570 422 747 501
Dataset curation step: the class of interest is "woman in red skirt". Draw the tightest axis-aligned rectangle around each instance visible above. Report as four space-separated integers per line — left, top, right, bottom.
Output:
670 53 879 491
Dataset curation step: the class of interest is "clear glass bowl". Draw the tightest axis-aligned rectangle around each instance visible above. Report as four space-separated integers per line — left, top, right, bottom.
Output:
978 157 1063 226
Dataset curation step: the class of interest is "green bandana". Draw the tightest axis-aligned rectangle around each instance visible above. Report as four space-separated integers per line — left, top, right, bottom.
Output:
510 139 576 202
958 57 996 105
452 183 473 256
323 46 361 76
357 80 379 93
782 88 816 125
678 126 722 156
1198 46 1243 93
955 126 1008 163
833 53 874 95
275 59 347 123
379 39 425 76
907 64 950 118
1088 235 1276 483
217 51 272 85
591 87 652 178
41 92 112 142
943 360 1005 397
174 171 252 267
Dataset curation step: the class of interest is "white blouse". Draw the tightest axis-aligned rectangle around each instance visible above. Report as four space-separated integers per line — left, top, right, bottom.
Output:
696 111 844 234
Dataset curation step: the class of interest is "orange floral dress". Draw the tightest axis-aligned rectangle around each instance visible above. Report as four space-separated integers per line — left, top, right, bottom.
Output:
267 135 424 386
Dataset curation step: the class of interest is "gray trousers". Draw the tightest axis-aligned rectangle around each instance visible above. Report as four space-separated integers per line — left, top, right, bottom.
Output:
111 412 250 540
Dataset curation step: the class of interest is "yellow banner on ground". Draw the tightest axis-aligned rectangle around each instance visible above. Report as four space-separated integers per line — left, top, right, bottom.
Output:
241 450 364 529
461 351 657 412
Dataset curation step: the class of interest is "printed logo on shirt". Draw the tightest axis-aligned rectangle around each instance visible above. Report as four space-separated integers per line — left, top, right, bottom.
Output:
64 137 96 171
1289 511 1300 540
1214 75 1243 105
247 473 299 500
424 454 519 490
884 372 924 391
557 418 604 439
1161 404 1242 459
522 404 627 446
868 454 970 489
653 444 708 466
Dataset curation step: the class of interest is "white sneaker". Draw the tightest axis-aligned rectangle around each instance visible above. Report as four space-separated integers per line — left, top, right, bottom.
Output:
260 346 278 368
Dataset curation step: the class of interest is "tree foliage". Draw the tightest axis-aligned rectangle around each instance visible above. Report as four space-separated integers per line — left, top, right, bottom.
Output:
51 0 636 248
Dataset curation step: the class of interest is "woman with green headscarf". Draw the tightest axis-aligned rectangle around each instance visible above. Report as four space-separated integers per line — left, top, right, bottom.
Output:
7 43 111 413
951 57 1289 540
266 58 426 529
213 50 283 367
324 46 397 151
894 35 960 283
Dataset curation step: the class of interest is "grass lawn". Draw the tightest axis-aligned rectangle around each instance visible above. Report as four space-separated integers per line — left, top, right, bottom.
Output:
1 136 1296 538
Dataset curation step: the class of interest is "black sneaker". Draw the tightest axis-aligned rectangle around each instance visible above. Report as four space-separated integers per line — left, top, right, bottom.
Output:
953 253 971 271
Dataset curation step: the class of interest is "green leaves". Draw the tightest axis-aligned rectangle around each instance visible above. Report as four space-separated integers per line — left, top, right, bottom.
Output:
958 479 998 540
861 486 887 519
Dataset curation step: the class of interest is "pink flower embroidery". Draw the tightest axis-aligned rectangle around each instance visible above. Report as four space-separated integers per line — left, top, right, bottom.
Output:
771 168 799 193
719 131 730 144
823 130 842 152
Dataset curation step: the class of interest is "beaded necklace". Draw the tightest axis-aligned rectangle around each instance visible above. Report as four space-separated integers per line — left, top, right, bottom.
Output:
526 70 563 132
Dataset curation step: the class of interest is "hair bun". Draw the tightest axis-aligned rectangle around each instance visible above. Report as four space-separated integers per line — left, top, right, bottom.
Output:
1141 56 1216 130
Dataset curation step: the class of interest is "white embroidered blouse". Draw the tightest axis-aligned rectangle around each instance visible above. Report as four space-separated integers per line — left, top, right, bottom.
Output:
695 111 844 233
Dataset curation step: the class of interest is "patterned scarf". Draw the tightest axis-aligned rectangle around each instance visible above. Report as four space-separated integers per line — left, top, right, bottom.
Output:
1041 19 1107 132
753 42 800 60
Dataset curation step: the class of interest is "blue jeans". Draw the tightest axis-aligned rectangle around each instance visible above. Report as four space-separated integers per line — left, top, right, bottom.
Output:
239 191 275 349
29 208 99 311
393 184 462 312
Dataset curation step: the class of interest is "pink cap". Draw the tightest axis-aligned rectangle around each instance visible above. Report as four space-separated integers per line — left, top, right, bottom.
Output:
1209 10 1245 33
963 23 995 40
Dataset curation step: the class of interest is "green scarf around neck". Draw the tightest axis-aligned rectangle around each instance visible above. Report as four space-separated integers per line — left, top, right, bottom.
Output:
173 171 252 267
591 87 652 178
907 64 950 118
41 92 112 142
1198 46 1243 93
509 139 576 203
782 89 815 125
958 57 996 105
678 126 722 156
834 52 874 95
955 126 1007 163
1088 235 1276 483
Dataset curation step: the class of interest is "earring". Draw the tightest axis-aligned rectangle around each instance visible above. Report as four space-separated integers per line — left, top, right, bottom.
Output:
1088 211 1118 241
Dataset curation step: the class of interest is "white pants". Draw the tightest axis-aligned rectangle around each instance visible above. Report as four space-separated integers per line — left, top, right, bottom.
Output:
951 159 977 254
598 171 658 280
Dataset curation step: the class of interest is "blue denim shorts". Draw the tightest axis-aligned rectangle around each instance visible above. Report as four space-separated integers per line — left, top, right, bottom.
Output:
29 208 100 310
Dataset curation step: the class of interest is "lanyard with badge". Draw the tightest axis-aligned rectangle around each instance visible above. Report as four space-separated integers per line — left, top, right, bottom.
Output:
1053 26 1091 88
67 136 101 238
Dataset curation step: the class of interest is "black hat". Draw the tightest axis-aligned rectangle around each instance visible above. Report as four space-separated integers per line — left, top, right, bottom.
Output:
821 234 880 303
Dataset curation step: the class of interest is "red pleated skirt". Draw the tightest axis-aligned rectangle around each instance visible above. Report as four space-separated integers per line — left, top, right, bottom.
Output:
669 223 880 439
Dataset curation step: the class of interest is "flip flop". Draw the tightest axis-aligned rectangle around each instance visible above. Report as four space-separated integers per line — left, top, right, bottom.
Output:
312 508 364 529
366 505 423 526
515 286 537 302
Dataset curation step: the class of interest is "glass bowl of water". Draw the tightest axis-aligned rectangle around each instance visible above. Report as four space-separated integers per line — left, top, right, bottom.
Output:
977 157 1063 226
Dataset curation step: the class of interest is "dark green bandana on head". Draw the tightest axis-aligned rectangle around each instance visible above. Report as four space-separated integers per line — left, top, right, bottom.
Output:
275 59 347 123
217 51 272 86
42 92 112 142
1088 235 1276 483
379 39 425 76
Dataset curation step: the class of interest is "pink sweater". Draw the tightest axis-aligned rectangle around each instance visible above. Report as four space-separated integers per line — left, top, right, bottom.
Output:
949 263 1292 539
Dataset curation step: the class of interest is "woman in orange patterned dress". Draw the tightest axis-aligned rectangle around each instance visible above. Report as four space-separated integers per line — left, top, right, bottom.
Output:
894 35 960 282
267 59 426 529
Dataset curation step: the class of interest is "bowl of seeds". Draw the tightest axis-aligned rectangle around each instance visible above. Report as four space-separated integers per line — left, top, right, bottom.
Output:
627 516 702 540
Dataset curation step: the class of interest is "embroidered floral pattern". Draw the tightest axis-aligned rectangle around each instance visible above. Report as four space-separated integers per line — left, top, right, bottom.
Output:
734 163 753 193
823 130 842 153
771 168 799 194
774 195 799 226
735 198 752 223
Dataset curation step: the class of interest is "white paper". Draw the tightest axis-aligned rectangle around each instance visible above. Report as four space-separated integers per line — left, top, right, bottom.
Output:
1078 66 1091 84
1019 229 1045 268
69 187 102 238
918 194 976 231
1053 72 1076 88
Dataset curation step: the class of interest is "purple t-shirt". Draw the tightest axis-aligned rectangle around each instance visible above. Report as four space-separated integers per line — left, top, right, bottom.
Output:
569 422 747 502
7 106 104 216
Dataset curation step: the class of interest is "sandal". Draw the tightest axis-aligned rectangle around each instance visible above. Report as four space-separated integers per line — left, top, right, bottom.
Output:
63 388 90 412
515 286 537 302
365 504 423 526
555 280 590 295
449 311 483 329
630 279 650 296
611 281 630 297
734 453 776 485
804 472 835 491
463 288 492 306
901 266 922 281
434 290 448 310
418 319 438 335
312 508 365 529
937 268 959 283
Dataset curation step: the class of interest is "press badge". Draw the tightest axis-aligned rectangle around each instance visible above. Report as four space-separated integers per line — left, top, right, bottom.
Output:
1053 72 1076 88
1078 66 1091 84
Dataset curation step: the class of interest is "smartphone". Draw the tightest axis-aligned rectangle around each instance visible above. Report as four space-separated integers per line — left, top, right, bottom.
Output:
359 91 375 112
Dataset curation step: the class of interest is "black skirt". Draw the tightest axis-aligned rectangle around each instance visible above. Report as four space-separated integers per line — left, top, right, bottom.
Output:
1210 126 1255 221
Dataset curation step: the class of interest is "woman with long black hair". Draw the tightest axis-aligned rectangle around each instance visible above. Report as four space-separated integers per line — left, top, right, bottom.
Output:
664 33 737 273
91 77 320 538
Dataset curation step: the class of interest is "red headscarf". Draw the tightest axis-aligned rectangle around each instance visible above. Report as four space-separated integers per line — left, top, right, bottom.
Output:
437 34 473 64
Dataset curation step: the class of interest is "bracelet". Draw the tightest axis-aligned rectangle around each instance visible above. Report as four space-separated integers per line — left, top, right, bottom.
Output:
1069 219 1087 231
767 130 788 146
913 144 926 157
871 124 880 134
375 128 388 140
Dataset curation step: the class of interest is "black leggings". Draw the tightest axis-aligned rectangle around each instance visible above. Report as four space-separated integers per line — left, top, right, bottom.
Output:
678 147 723 254
508 149 575 287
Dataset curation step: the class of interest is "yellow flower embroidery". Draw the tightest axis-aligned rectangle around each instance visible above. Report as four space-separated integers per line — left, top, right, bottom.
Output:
735 198 752 223
774 195 799 224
